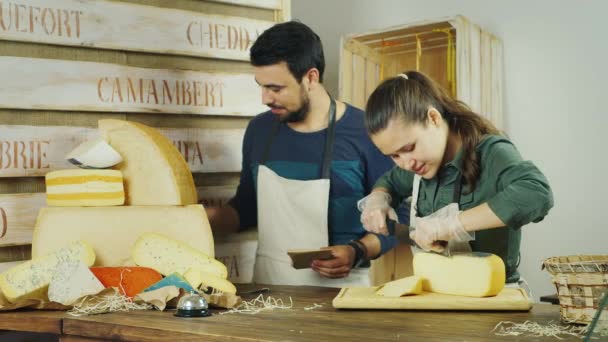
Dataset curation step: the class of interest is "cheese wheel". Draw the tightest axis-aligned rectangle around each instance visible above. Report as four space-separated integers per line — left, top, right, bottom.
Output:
32 205 215 266
413 252 505 297
98 119 197 205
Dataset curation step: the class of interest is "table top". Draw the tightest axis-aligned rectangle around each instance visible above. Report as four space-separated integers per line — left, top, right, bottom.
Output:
0 285 583 341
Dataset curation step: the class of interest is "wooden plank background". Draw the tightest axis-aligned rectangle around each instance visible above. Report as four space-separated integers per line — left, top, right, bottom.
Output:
0 0 274 61
0 125 244 177
0 56 267 116
0 0 289 266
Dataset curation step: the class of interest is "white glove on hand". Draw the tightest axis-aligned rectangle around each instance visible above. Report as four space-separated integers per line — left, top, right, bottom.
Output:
357 191 398 235
410 203 473 252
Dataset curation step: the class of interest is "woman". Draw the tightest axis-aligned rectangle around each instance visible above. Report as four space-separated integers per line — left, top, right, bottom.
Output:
358 71 553 284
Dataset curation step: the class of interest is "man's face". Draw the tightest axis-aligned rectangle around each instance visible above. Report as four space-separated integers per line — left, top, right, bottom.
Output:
254 62 310 123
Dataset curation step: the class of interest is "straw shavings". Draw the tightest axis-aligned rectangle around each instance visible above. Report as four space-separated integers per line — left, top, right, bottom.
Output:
220 294 293 315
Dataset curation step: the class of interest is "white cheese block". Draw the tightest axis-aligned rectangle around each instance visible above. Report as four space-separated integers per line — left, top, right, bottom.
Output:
133 233 227 279
184 267 237 294
98 119 197 205
45 169 125 207
413 252 506 297
375 275 423 297
66 137 122 169
48 261 105 305
32 205 214 266
0 241 95 303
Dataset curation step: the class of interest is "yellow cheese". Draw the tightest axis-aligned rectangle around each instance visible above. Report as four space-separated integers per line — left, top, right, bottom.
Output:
375 275 423 297
413 252 505 297
0 241 95 303
45 169 125 206
184 267 236 294
133 233 227 279
98 119 197 205
32 205 214 266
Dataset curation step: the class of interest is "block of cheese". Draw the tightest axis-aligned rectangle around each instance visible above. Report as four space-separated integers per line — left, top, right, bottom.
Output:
48 261 105 305
45 169 125 207
144 273 195 293
0 241 95 303
184 267 237 294
66 137 123 169
413 252 505 297
375 275 423 297
32 205 214 266
90 267 162 298
133 233 227 279
98 119 197 205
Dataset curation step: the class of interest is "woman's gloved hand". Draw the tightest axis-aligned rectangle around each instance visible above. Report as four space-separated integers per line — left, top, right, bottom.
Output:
410 204 473 252
357 191 398 235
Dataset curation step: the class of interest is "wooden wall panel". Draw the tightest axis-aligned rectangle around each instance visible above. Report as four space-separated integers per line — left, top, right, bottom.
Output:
0 0 273 61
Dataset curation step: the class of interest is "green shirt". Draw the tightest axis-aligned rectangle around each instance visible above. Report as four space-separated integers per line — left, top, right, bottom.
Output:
374 135 553 282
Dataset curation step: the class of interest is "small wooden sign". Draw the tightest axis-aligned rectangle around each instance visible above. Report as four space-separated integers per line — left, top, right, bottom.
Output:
0 193 46 247
0 125 245 177
0 186 237 247
0 56 267 116
0 0 273 61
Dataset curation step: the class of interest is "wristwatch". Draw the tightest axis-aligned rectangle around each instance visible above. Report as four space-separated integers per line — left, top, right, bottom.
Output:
347 240 368 269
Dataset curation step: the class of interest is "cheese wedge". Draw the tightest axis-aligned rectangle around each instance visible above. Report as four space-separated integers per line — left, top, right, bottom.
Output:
375 275 423 297
45 169 125 206
98 119 197 205
413 252 505 297
48 261 105 305
144 273 195 293
0 241 95 303
184 267 237 294
90 267 162 298
133 233 227 279
66 137 122 169
32 205 215 266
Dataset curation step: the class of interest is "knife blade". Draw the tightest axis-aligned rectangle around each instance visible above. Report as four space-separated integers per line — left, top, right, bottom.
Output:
386 219 450 256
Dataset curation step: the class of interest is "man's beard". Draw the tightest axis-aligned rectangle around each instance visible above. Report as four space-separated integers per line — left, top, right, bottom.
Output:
277 88 310 123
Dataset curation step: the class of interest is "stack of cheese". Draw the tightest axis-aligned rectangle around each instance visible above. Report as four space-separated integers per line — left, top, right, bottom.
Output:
0 119 235 305
375 252 506 298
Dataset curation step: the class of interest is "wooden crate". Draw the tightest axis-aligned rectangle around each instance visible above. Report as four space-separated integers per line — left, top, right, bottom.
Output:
339 16 503 285
0 0 290 280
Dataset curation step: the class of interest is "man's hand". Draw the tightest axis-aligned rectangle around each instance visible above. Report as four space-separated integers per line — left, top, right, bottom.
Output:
311 245 355 279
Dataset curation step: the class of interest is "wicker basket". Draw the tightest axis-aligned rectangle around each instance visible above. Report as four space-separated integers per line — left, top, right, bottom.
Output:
542 255 608 325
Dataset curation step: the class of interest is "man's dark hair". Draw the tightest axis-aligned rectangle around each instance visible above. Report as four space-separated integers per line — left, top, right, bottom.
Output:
250 21 325 83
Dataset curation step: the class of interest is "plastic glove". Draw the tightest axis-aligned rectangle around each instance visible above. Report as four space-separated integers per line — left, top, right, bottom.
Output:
357 191 398 235
410 203 473 252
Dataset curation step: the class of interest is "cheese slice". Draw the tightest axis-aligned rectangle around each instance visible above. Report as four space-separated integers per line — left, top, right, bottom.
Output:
184 267 237 294
133 233 227 279
98 119 197 205
48 261 105 305
375 275 423 297
45 169 125 206
0 241 95 303
413 252 505 297
66 137 122 169
32 205 215 266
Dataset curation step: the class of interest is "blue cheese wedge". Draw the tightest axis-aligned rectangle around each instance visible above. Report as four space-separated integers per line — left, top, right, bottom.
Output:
48 261 105 305
0 241 95 303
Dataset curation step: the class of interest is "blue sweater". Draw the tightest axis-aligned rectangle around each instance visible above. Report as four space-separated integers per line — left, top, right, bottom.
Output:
229 104 404 258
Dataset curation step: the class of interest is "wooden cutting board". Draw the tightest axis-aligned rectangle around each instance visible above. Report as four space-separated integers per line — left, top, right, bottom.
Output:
332 287 532 311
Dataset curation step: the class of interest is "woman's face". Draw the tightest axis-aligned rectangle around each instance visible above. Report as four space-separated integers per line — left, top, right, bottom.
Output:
371 109 449 179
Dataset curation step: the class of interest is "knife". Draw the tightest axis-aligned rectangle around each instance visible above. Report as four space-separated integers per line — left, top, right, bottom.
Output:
386 219 450 256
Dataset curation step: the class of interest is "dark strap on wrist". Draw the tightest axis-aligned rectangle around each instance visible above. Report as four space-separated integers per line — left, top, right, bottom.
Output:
348 240 368 268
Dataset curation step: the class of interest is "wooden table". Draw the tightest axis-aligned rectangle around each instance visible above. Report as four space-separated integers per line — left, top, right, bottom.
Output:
0 285 582 341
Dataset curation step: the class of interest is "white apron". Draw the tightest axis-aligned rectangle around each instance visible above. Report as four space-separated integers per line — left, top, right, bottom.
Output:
253 99 369 287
